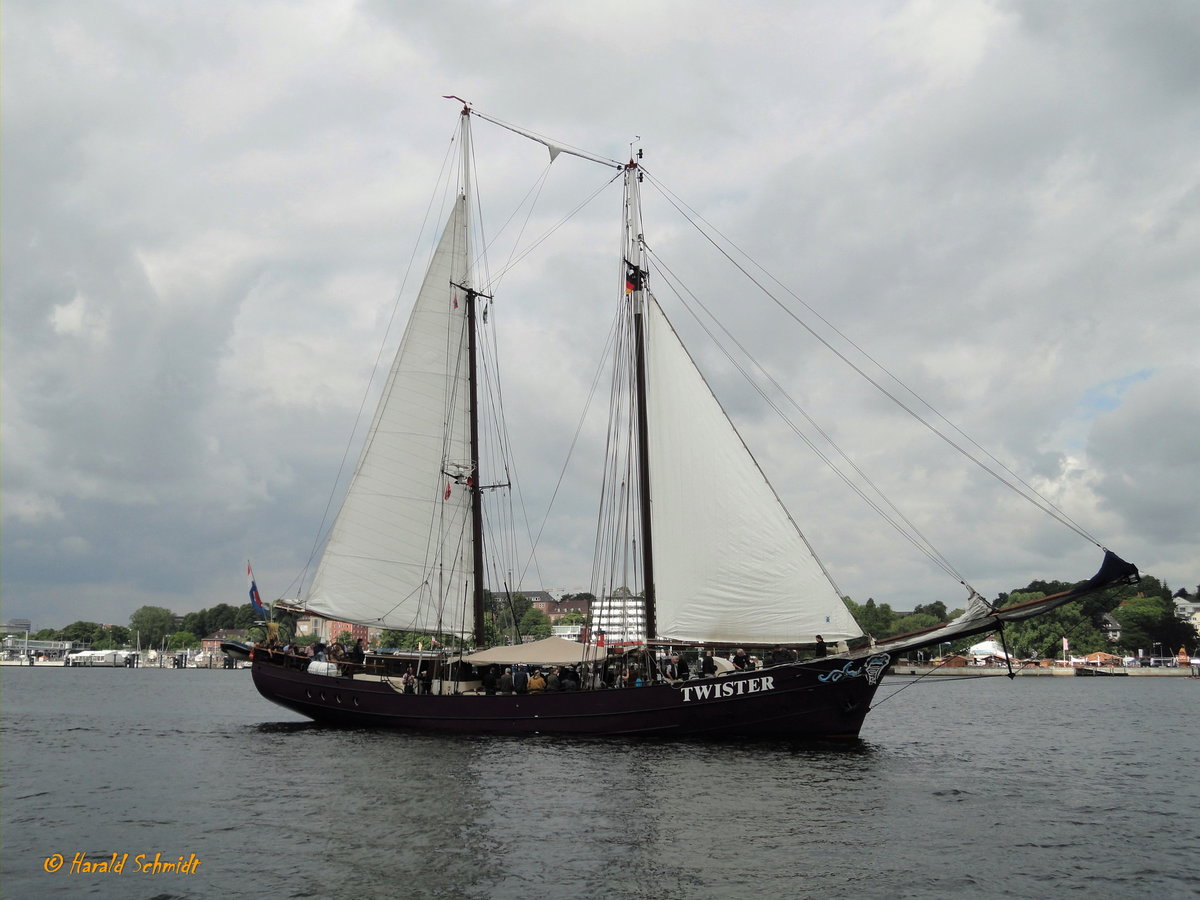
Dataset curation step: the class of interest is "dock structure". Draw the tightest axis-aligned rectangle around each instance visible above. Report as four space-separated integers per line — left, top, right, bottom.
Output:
0 636 85 664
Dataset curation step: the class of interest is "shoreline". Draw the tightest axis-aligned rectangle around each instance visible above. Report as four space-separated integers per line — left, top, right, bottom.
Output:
892 664 1195 677
4 659 1195 677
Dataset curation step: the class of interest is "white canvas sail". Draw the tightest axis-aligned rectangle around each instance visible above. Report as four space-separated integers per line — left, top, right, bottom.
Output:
643 296 863 644
304 195 475 634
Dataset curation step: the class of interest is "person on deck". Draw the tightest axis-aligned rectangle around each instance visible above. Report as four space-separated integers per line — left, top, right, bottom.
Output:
499 667 514 694
666 654 689 681
732 648 750 671
701 650 717 678
814 635 827 658
527 668 547 693
514 666 529 695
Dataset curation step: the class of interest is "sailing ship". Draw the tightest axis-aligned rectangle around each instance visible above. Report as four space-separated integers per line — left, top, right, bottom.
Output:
249 102 1138 738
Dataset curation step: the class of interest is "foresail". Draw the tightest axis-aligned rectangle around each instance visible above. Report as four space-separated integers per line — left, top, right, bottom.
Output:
644 297 863 644
304 195 474 634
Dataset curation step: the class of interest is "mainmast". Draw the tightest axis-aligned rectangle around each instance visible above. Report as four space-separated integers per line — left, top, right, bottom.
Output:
460 106 488 647
626 155 657 641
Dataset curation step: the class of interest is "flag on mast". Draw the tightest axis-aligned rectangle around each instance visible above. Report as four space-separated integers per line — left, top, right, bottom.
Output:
247 562 267 617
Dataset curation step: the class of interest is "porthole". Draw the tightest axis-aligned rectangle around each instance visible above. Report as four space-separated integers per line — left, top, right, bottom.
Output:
352 697 360 707
305 689 312 698
336 695 343 704
320 691 327 701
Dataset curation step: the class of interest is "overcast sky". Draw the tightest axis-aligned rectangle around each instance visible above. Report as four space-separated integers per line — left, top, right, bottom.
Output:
4 0 1198 632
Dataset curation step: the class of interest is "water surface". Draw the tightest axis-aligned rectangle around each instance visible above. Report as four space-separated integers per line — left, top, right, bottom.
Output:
2 667 1196 898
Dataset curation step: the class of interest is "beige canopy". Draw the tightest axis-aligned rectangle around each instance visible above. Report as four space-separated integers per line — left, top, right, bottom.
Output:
461 636 598 667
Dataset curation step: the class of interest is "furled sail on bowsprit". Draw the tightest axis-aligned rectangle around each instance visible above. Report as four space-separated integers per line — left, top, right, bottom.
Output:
303 194 476 635
643 295 863 645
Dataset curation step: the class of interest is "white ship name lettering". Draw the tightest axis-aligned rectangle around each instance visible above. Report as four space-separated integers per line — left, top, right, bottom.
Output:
681 676 775 703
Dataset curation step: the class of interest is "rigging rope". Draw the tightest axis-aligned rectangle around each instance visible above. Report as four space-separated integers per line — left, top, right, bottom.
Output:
645 247 972 591
869 613 1099 709
642 170 1104 551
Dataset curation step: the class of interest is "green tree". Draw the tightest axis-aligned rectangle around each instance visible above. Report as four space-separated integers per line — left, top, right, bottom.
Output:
91 625 131 650
168 631 199 650
844 597 896 637
129 606 176 650
500 593 533 635
1112 588 1198 656
379 630 456 650
557 612 588 626
998 582 1114 658
999 601 1107 658
912 601 948 621
58 621 106 645
891 612 941 635
380 630 406 649
207 603 240 630
181 611 208 639
518 608 551 639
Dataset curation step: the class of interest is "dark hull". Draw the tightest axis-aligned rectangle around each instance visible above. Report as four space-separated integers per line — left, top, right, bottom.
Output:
221 640 253 661
250 653 892 739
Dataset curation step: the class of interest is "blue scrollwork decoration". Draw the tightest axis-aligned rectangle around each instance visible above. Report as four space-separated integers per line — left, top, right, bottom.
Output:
818 653 891 686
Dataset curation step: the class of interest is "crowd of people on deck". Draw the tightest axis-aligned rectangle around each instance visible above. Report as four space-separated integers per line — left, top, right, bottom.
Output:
479 664 583 695
465 638 833 693
254 632 834 692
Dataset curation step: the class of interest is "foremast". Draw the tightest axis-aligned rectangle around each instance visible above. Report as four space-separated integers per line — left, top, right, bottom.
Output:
625 156 657 641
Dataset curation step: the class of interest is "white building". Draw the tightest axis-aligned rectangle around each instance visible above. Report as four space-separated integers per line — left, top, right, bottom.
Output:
590 588 646 645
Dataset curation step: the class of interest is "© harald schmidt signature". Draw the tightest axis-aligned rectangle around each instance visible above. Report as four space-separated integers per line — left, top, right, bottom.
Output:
43 851 202 875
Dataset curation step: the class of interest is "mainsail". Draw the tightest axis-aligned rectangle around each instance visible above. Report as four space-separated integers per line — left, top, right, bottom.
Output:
304 194 475 635
643 296 863 644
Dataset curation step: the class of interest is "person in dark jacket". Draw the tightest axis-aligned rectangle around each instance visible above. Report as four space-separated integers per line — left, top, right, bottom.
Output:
498 667 514 694
665 653 689 681
814 635 827 658
701 650 717 677
561 667 579 691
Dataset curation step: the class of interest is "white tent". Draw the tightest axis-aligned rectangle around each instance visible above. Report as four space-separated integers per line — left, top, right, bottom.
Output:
967 639 1014 659
460 636 598 667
